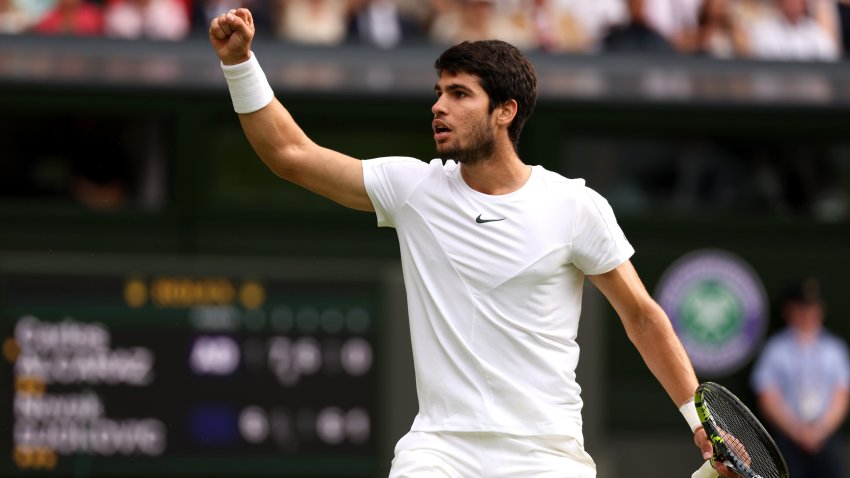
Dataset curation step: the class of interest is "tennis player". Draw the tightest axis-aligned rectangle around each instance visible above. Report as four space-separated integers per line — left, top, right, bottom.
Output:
209 8 725 477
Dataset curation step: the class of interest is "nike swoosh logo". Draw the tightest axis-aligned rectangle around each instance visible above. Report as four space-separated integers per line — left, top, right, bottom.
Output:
475 214 506 224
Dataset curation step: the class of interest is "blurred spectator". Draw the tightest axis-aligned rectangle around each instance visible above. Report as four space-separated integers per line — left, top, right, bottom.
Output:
425 0 453 34
729 0 775 35
0 0 29 33
812 0 841 42
346 0 423 48
275 0 349 46
602 0 676 53
31 0 102 36
429 0 494 45
509 0 587 53
680 0 749 58
559 0 627 53
428 0 535 49
15 0 52 26
427 0 462 43
747 0 840 61
105 0 190 40
643 0 701 49
192 0 271 36
394 0 430 26
751 277 849 478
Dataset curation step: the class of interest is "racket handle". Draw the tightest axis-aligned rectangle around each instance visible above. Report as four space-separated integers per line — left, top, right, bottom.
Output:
691 460 718 478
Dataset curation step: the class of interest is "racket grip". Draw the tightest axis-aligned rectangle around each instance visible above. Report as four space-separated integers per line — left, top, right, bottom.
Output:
691 460 718 478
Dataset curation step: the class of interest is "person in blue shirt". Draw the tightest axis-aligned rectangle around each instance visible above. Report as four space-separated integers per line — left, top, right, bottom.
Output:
751 276 850 478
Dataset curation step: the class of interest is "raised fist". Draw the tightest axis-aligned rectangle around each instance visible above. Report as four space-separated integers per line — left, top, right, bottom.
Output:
209 8 255 66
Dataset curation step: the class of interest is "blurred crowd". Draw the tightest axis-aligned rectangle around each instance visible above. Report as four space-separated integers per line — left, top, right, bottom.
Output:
1 0 849 61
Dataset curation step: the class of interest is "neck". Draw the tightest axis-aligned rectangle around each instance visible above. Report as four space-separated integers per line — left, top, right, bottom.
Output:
459 148 531 195
793 326 821 344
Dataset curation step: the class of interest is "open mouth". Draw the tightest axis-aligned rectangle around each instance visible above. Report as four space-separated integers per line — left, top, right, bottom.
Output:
433 121 452 139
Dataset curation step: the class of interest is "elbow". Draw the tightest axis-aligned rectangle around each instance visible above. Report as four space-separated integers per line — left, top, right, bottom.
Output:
268 159 296 181
623 301 669 344
265 142 312 181
624 318 649 344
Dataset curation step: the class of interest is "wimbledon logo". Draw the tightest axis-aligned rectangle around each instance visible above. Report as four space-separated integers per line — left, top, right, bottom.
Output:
655 249 768 377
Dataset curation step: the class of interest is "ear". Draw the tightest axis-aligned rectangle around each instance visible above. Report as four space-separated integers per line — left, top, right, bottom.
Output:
495 99 518 127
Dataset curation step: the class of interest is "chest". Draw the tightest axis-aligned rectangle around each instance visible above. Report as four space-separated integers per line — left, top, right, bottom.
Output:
775 343 835 383
399 181 575 290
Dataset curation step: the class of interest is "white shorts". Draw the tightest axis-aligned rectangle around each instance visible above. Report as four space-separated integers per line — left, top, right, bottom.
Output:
388 431 596 478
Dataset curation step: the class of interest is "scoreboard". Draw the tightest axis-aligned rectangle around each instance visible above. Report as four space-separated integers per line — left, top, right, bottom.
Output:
0 255 384 477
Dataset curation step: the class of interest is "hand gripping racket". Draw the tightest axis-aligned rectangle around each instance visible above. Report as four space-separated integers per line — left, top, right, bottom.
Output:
691 382 789 478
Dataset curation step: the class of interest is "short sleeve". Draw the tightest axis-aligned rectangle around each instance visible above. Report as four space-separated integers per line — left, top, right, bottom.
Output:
571 187 635 275
362 157 428 228
830 337 850 389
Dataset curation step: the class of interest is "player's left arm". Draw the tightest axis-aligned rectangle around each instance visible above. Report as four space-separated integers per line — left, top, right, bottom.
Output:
588 260 713 460
588 260 697 405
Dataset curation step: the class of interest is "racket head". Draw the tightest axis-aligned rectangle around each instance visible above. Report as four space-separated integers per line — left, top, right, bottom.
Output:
694 382 790 478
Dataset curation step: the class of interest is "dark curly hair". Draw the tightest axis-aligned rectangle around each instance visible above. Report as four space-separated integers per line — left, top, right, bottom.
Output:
434 40 538 152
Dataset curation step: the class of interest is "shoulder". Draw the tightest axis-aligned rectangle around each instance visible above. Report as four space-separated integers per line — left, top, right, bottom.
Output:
821 331 850 354
362 157 453 202
362 156 427 176
364 156 451 171
533 166 587 195
534 167 613 210
753 331 795 375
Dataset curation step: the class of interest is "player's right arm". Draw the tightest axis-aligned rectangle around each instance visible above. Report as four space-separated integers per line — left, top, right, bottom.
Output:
209 9 373 212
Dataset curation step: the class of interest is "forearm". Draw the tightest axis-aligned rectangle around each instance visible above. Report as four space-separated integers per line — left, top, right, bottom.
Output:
814 388 849 438
812 0 839 41
625 302 699 407
590 263 698 407
758 388 803 439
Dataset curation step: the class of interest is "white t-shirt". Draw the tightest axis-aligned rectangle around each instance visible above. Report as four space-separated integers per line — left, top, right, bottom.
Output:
363 157 634 439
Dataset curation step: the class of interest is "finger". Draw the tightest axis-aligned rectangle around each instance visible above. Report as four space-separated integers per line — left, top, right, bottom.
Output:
716 462 736 478
700 442 713 460
224 12 253 43
209 17 227 40
234 7 254 27
220 15 234 37
694 429 713 460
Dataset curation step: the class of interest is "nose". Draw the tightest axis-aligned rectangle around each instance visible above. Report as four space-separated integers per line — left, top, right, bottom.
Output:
431 96 446 118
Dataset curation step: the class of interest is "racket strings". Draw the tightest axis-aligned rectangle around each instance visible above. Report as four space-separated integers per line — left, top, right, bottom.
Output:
704 390 783 478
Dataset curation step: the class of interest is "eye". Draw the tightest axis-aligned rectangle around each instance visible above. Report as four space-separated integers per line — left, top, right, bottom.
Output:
454 91 467 99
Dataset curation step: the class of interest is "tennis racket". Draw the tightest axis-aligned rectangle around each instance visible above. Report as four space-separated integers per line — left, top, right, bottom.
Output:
691 382 789 478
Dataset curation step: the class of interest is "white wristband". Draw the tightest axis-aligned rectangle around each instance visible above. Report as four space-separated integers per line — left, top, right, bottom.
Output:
221 52 274 114
679 397 702 433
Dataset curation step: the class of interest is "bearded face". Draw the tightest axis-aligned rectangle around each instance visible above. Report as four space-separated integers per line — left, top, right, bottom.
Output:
436 112 496 164
432 71 499 164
